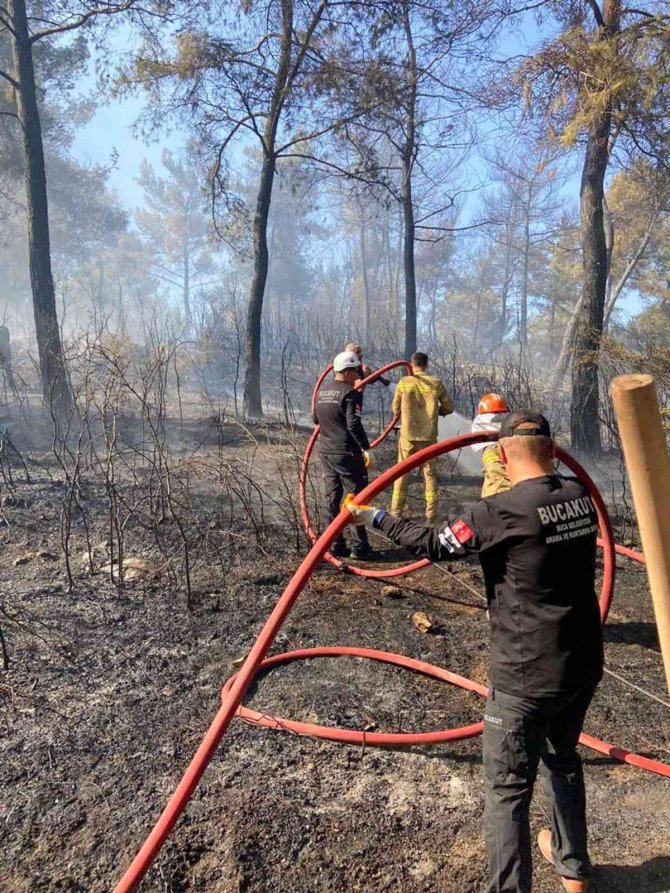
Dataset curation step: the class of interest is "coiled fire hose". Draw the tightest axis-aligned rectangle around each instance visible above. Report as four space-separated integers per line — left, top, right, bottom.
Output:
115 424 669 893
301 359 431 578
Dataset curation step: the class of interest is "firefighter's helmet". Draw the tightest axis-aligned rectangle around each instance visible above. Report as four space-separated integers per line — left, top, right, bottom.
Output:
477 393 509 415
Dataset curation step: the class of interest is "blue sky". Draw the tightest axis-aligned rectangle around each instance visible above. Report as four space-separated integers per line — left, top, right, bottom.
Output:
71 92 183 210
68 24 645 322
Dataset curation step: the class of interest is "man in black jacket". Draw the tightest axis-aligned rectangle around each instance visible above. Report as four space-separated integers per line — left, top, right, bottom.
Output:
313 350 377 560
344 342 391 391
345 411 602 893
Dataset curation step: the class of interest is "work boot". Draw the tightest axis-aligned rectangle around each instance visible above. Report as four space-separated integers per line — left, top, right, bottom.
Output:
537 830 590 893
330 539 350 558
350 545 380 561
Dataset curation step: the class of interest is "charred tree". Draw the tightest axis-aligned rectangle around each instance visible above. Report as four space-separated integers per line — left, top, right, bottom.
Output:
8 0 72 415
243 0 294 418
570 0 621 452
245 148 281 417
2 0 138 416
401 0 418 360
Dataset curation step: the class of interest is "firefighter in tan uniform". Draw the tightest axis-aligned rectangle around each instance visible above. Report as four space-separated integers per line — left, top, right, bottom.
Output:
471 393 511 498
391 352 453 521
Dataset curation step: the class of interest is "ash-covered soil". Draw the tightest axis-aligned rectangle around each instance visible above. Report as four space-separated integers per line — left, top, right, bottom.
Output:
1 418 669 893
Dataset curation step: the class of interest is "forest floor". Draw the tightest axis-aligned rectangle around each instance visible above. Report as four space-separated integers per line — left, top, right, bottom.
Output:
0 408 669 893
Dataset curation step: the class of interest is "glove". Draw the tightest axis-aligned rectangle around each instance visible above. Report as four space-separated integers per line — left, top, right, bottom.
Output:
363 450 375 471
342 493 383 528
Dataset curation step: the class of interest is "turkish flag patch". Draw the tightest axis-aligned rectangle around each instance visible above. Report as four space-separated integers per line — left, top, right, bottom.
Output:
451 518 474 544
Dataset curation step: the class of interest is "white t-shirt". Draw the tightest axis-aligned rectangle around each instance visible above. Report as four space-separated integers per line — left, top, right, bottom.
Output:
471 411 505 454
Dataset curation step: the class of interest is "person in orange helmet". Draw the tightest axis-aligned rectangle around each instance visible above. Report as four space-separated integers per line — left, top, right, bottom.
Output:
472 393 511 497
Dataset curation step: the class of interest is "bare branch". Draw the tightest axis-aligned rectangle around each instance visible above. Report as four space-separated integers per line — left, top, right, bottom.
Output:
0 68 19 90
0 8 17 36
280 151 395 190
586 0 606 28
31 0 138 43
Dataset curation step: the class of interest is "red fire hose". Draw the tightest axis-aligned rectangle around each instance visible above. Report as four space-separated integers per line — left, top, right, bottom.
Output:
223 646 670 780
303 365 616 594
609 541 646 564
303 362 617 588
115 432 666 893
301 359 434 579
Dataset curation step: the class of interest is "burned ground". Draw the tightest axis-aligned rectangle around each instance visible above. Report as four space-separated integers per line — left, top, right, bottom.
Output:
1 416 669 893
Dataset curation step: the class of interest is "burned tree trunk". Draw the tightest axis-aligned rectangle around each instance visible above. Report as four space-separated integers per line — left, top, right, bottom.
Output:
9 0 72 417
183 234 191 326
402 168 417 358
242 0 294 419
519 186 531 348
243 154 276 418
401 0 417 360
570 119 610 451
570 0 620 452
359 219 371 343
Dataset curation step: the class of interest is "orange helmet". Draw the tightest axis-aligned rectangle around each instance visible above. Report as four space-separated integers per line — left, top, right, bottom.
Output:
477 392 509 415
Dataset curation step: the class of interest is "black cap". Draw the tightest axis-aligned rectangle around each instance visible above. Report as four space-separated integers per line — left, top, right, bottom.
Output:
499 410 551 439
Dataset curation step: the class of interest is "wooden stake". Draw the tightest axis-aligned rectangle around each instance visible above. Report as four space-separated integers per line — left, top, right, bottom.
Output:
611 374 670 693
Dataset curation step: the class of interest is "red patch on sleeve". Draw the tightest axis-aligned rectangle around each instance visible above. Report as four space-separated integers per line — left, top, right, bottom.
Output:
451 518 474 544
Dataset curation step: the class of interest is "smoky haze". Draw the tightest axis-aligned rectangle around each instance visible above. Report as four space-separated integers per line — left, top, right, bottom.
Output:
0 0 668 443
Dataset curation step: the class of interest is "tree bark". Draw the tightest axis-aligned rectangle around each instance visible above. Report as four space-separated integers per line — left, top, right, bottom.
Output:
401 0 417 360
183 248 191 325
471 289 483 360
499 220 514 346
9 0 72 417
394 206 403 327
402 174 417 358
359 219 371 342
519 185 531 347
242 0 293 418
570 0 621 452
553 291 586 388
428 286 437 342
243 153 276 418
603 223 654 330
552 190 638 387
383 206 397 330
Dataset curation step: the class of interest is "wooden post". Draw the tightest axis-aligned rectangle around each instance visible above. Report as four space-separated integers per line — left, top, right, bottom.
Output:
611 373 670 693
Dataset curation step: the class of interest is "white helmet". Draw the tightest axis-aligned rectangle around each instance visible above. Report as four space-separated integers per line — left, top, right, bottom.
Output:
333 350 361 373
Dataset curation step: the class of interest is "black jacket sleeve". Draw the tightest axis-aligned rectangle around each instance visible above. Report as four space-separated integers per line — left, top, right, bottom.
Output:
356 366 389 387
375 500 504 561
344 390 370 451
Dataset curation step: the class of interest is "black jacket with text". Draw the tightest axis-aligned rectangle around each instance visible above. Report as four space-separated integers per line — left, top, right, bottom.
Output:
376 474 604 697
313 380 370 455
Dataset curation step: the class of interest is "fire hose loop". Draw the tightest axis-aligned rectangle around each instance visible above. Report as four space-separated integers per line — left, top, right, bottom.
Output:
302 359 432 579
223 647 486 745
115 431 664 893
232 434 617 749
304 359 615 610
304 362 617 597
223 646 670 780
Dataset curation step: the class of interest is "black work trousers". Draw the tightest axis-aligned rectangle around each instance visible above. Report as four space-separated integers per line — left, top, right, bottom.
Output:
483 679 600 893
320 450 369 552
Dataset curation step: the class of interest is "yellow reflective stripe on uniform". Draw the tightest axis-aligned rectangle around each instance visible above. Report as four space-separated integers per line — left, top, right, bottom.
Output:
482 447 500 465
397 380 441 395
